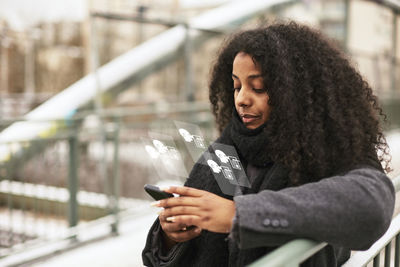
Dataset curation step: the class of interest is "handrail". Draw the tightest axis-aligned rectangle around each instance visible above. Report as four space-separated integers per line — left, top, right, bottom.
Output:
0 101 211 126
393 174 400 192
249 240 327 267
248 175 400 267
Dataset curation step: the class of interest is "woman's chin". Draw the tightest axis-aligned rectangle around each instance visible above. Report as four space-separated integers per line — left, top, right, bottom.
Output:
244 123 261 129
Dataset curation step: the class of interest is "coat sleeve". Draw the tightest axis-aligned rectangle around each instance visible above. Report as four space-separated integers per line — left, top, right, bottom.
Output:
231 166 395 250
142 218 193 267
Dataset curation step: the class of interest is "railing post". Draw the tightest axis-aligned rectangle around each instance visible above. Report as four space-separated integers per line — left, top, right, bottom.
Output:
183 23 194 102
385 243 391 267
111 118 120 234
68 124 79 230
396 234 400 267
6 144 14 246
391 10 398 94
373 254 380 267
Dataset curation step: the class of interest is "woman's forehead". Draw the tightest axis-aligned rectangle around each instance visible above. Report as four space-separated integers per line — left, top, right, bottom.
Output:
232 53 262 75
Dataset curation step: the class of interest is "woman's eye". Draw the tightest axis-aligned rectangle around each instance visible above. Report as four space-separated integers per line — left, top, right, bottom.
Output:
253 88 267 93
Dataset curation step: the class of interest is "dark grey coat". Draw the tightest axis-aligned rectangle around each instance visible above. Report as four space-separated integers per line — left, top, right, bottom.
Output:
142 156 395 267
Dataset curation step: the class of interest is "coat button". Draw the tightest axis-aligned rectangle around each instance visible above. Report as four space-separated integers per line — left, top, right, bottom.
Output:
280 219 289 228
263 219 271 226
272 219 280 227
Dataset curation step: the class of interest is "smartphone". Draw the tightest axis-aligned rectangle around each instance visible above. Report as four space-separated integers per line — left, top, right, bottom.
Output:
144 184 174 201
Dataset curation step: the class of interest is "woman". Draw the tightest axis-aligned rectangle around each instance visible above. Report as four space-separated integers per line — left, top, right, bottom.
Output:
142 22 395 267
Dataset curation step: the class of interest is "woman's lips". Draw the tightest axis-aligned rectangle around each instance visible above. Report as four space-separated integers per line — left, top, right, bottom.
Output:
241 114 260 124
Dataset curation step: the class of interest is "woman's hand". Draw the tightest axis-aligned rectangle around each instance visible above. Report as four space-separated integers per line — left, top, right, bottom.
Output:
158 209 202 244
154 186 236 234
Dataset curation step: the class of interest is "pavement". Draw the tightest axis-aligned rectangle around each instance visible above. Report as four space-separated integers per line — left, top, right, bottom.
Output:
32 209 159 267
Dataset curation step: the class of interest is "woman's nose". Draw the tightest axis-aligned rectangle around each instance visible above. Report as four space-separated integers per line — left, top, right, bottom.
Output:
235 87 252 107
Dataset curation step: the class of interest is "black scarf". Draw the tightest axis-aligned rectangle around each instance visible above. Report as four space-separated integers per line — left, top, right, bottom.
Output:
186 110 285 198
222 110 273 168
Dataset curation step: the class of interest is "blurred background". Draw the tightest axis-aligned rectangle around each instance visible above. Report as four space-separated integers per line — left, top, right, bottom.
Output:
0 0 399 266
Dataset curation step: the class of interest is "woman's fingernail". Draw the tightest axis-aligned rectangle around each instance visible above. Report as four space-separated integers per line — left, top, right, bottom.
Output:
195 228 201 233
150 201 161 207
160 186 169 191
157 210 163 215
166 217 175 222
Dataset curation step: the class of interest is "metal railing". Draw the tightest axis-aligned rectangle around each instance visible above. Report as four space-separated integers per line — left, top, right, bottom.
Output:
0 102 214 264
249 175 400 267
0 121 122 257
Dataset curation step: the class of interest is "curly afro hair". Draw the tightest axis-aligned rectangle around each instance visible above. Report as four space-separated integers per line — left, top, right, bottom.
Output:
209 21 391 185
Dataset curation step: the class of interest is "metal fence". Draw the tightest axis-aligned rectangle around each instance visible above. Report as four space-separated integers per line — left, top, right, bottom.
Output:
0 122 123 259
0 102 214 264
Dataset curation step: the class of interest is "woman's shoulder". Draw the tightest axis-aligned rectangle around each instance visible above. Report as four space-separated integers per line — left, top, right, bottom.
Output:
333 153 384 177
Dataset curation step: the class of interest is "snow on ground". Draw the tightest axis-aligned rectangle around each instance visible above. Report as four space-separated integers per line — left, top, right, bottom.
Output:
32 209 159 267
0 208 68 240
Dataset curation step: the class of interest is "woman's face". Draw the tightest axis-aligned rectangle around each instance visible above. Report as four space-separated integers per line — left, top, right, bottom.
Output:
232 52 271 129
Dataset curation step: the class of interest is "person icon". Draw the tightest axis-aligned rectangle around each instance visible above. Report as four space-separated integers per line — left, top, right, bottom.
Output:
192 135 206 148
179 128 194 142
215 149 229 164
167 146 180 160
207 159 222 174
145 145 160 159
221 166 234 180
228 156 242 170
152 139 168 154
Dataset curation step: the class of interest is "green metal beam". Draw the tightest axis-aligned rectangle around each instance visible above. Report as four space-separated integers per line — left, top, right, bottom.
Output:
249 239 327 267
68 128 79 228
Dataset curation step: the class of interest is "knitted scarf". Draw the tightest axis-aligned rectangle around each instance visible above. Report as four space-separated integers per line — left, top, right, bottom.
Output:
228 110 273 168
186 110 280 198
